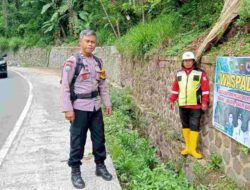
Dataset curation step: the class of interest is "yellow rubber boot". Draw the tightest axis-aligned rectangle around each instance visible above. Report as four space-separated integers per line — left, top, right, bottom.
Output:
190 131 203 159
181 128 190 155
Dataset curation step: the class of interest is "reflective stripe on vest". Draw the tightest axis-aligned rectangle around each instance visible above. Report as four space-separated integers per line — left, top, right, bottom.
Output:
177 69 202 106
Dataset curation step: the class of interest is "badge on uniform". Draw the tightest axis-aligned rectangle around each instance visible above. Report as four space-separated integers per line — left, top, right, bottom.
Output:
100 67 106 80
65 65 72 72
82 73 89 80
64 59 74 72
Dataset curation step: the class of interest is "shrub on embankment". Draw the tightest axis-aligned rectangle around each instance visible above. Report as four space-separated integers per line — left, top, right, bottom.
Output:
104 87 241 190
104 87 192 190
115 0 224 59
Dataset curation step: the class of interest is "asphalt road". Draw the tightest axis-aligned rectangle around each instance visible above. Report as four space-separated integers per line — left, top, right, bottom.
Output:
0 67 121 190
0 70 29 149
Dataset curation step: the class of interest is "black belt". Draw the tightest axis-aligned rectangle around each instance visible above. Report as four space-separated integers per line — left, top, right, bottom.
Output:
76 91 99 99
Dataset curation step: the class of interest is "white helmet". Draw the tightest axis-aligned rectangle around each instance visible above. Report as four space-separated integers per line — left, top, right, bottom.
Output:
182 51 196 61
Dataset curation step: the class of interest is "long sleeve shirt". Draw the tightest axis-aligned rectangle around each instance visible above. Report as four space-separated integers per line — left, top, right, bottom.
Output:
169 66 210 109
60 53 111 112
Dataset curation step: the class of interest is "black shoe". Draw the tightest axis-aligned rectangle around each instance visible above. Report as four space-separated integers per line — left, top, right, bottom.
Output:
71 167 85 189
96 164 113 181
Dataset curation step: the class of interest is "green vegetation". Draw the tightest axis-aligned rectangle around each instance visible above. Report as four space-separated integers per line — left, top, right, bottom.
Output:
214 176 243 190
192 161 209 182
0 0 224 54
208 32 250 57
0 0 181 51
104 87 192 190
239 144 249 155
116 13 181 59
116 0 224 58
162 30 205 56
1 0 249 58
104 87 242 189
239 0 250 23
203 0 250 58
191 160 240 189
191 156 240 189
208 153 222 170
2 0 248 58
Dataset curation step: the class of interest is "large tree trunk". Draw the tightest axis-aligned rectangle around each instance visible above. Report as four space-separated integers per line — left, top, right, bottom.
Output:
116 20 121 37
196 0 241 62
53 0 62 43
2 0 9 35
67 0 77 38
140 0 145 23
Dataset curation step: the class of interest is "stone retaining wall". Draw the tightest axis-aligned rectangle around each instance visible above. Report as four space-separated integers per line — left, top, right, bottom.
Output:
6 48 50 67
120 54 250 188
6 46 121 84
6 46 250 188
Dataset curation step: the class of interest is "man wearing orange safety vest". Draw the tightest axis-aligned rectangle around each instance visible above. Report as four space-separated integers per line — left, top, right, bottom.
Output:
169 51 210 159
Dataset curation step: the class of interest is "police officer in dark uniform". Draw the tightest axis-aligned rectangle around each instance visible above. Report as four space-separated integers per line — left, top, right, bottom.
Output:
61 29 112 189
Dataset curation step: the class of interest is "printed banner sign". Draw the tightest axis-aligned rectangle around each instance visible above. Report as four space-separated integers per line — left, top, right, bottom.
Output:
213 56 250 148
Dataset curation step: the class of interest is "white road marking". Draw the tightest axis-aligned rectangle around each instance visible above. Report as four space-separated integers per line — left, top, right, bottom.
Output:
0 69 33 166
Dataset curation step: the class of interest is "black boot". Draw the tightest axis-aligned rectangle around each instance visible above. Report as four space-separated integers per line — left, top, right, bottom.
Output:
71 166 85 189
95 164 113 181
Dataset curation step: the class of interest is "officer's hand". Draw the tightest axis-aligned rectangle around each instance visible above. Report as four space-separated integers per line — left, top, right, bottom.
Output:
201 104 208 111
170 102 174 110
106 107 112 116
65 111 75 122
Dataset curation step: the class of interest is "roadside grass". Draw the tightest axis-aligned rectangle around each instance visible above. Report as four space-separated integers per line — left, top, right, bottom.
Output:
104 87 192 190
104 87 242 190
207 32 250 57
115 13 181 60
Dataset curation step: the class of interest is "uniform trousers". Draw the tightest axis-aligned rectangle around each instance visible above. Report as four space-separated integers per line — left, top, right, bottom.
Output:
68 108 106 167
